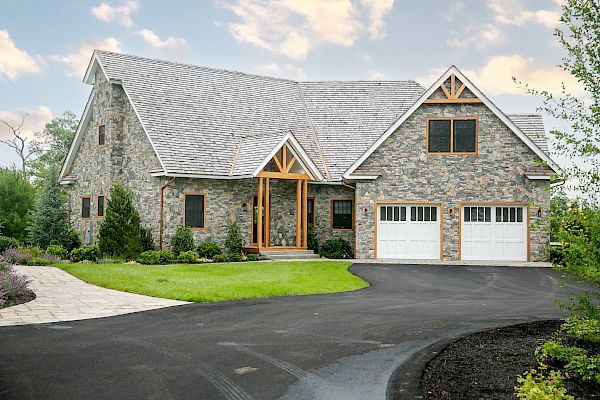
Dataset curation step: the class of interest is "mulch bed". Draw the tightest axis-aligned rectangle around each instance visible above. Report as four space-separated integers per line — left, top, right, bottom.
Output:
421 320 599 399
1 290 35 309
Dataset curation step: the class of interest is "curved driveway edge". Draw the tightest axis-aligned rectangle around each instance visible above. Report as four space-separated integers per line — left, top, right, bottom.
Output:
0 265 188 326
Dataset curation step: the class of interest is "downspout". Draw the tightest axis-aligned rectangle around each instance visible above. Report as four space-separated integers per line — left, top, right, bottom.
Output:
159 177 176 250
341 180 357 258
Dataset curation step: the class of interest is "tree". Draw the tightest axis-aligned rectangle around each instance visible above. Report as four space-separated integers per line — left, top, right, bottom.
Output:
29 111 77 185
98 183 143 259
27 165 70 249
0 167 36 241
520 0 599 199
0 115 39 176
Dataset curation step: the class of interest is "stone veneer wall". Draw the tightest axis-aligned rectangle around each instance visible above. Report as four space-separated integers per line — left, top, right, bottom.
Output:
354 102 550 261
68 70 163 245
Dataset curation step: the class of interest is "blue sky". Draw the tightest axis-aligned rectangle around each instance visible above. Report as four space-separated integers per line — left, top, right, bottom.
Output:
0 0 580 168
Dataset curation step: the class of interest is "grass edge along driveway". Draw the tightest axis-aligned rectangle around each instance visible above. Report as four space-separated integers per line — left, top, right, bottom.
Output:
56 261 367 302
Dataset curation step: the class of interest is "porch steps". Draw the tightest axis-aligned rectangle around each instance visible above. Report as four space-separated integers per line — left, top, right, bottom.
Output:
260 250 320 260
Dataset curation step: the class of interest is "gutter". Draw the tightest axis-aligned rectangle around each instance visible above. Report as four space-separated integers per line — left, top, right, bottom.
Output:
159 177 176 250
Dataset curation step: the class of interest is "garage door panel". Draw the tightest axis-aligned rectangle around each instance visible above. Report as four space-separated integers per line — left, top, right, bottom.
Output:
377 204 440 260
462 205 527 261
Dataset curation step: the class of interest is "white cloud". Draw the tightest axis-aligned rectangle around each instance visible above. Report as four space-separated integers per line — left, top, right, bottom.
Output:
447 24 505 50
367 69 386 79
91 0 139 27
0 106 53 141
360 0 394 39
257 62 306 80
51 37 121 77
0 30 41 80
487 0 562 28
136 29 187 51
218 0 394 59
418 55 584 97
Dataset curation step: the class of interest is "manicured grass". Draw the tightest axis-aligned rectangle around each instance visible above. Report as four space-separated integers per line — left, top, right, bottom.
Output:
56 261 367 302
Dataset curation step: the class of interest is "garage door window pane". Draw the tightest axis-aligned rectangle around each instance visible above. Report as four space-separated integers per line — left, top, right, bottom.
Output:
517 207 523 222
386 206 392 221
496 207 502 222
417 207 424 221
477 207 485 222
464 207 471 222
411 207 416 221
503 207 509 222
380 206 386 221
401 207 406 221
485 207 491 222
393 207 399 221
428 120 451 153
431 207 437 221
424 207 431 221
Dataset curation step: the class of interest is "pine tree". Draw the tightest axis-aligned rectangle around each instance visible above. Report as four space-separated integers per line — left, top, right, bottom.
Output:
28 165 70 248
98 183 142 259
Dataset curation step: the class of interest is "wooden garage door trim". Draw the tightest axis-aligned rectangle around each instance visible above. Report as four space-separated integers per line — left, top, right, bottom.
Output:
374 201 445 260
458 201 530 262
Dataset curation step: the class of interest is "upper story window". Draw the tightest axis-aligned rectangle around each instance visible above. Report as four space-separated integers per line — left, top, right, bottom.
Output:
184 193 205 229
427 118 477 154
97 195 105 218
98 125 106 146
81 197 91 219
332 199 353 230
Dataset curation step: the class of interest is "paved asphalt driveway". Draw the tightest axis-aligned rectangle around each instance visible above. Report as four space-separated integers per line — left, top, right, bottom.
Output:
0 264 586 400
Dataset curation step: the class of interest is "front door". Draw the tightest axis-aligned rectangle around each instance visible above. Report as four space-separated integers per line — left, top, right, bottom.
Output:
252 195 266 245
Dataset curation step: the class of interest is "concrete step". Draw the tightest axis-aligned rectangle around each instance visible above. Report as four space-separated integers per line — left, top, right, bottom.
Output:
260 250 320 260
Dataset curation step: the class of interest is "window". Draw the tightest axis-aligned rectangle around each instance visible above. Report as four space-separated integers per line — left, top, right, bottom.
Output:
98 125 106 145
81 197 91 219
380 206 407 222
464 206 491 222
184 194 205 228
97 195 105 218
427 118 477 154
307 198 315 226
410 206 437 222
332 199 353 230
495 206 524 223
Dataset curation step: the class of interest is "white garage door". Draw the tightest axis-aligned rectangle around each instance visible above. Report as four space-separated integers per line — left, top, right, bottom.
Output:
377 204 440 259
461 205 527 261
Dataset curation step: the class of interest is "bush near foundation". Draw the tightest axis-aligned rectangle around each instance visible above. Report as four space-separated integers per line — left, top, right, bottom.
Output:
320 238 353 259
197 241 222 259
70 246 100 262
177 250 198 264
170 226 195 257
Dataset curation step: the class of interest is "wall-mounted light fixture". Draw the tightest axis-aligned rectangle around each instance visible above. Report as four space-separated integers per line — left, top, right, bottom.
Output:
537 208 542 218
363 207 368 214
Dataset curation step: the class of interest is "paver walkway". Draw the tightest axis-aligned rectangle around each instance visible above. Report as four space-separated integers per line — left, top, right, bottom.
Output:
0 265 188 326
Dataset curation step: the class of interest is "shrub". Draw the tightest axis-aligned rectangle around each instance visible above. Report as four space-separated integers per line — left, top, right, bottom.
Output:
159 250 174 264
198 257 214 263
307 223 319 253
31 257 54 266
213 254 228 263
227 252 244 262
70 245 100 262
319 238 353 259
140 225 156 252
562 315 600 343
20 245 42 258
514 369 573 400
63 226 82 252
177 250 198 264
246 253 260 261
98 183 144 260
45 245 68 260
170 226 195 257
0 261 34 308
224 221 243 259
0 236 20 253
197 241 222 259
537 339 600 384
2 248 32 265
138 250 161 265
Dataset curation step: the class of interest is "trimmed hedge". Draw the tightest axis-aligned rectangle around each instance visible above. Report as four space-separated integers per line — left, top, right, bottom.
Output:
197 241 222 259
46 245 68 260
70 246 100 262
319 238 353 259
178 250 198 263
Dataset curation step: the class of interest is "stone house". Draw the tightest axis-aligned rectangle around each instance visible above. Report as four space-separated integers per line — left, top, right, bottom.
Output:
60 51 558 261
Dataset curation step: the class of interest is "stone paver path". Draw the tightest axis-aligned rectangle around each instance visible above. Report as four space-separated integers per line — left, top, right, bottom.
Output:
0 265 188 326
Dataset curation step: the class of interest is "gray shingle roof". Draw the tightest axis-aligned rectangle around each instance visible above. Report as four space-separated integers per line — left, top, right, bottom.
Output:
90 51 550 181
506 114 550 153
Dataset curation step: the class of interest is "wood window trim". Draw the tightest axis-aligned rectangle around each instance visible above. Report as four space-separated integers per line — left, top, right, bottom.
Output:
307 196 316 226
96 195 106 219
80 196 92 220
426 117 478 155
183 192 207 230
98 125 106 146
373 201 445 260
331 198 355 231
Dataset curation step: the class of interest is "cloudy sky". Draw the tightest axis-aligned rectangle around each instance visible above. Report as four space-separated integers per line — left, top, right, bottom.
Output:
0 0 580 168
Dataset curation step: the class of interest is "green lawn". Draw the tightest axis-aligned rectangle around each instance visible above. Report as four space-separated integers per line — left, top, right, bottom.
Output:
56 261 367 302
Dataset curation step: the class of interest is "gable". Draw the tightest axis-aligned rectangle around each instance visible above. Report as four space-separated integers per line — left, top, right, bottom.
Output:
344 66 559 179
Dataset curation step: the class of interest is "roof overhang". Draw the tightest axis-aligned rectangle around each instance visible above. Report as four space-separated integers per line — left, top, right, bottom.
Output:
343 65 561 179
150 171 253 180
252 132 324 181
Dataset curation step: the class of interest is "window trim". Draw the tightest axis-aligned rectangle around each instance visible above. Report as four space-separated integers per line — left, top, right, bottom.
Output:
426 117 478 155
330 198 354 231
80 196 92 220
183 192 207 230
98 125 106 146
307 196 316 226
96 195 106 218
